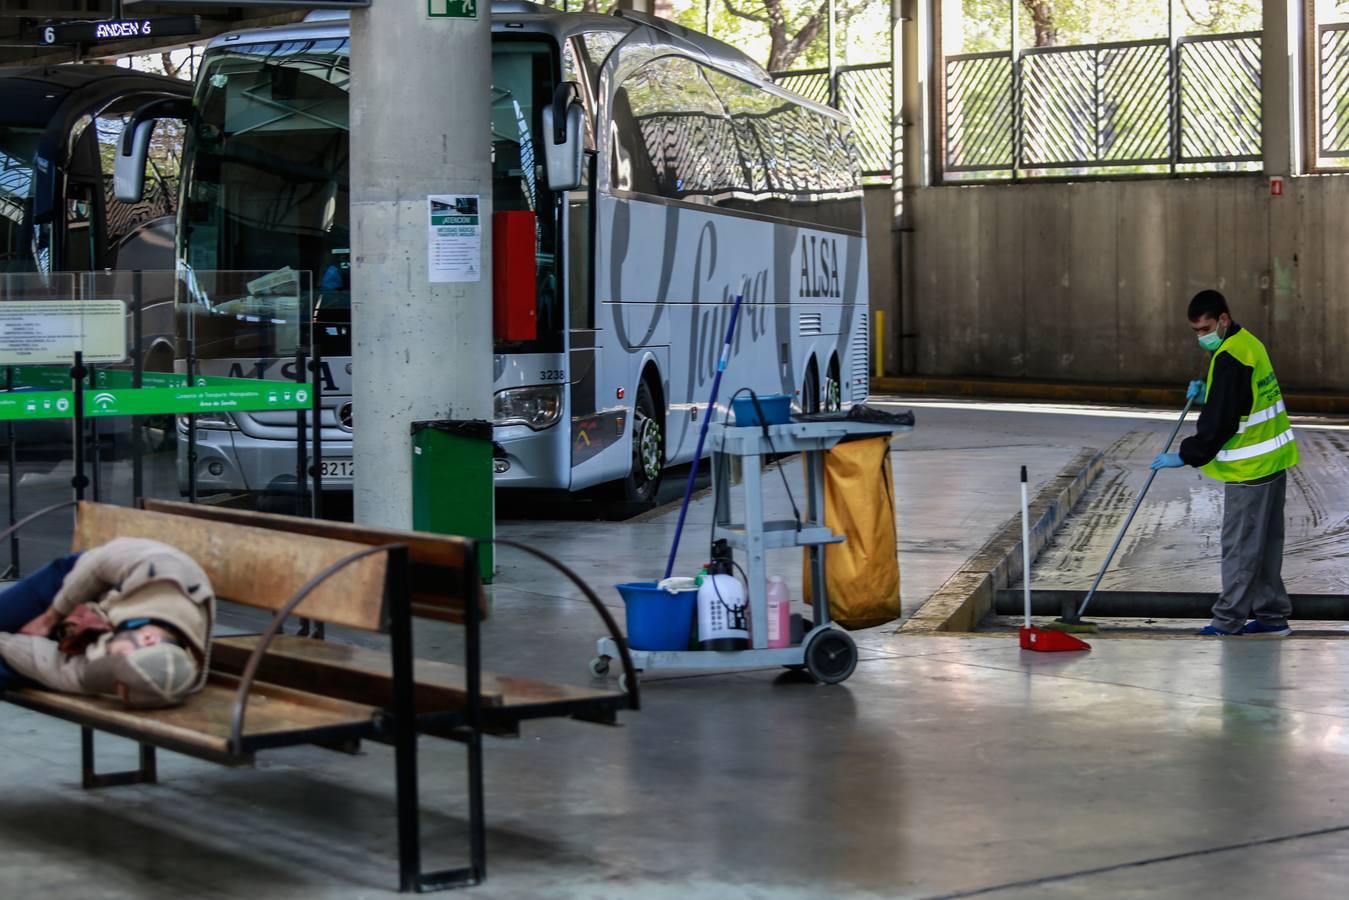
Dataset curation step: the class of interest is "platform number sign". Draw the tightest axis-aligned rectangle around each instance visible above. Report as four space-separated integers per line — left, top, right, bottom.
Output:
428 0 476 17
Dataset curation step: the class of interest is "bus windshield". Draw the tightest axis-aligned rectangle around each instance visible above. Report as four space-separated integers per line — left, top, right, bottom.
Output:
183 38 352 356
0 126 41 274
183 35 561 356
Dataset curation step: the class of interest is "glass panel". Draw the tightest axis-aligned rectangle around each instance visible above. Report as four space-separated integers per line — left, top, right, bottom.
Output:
0 268 328 578
0 127 41 275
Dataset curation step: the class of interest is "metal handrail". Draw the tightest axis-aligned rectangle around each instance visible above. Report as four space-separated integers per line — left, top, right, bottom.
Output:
0 500 78 547
1019 36 1167 57
771 60 890 78
942 50 1012 63
1176 29 1262 46
491 538 641 712
227 543 407 756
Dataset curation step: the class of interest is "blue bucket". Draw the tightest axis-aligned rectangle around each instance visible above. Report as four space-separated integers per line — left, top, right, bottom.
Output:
616 582 697 651
731 393 792 427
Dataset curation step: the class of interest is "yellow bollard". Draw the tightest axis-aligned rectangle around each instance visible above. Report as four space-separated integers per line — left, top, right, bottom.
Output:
873 309 885 378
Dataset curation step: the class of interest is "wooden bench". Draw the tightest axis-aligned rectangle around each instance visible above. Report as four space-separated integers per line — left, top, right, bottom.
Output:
0 499 637 892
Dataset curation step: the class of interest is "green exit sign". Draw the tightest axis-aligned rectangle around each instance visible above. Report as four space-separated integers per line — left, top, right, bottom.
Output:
428 0 476 17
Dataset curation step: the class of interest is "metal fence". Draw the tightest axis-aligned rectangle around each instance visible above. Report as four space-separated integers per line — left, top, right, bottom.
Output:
944 32 1261 176
1319 24 1349 158
773 62 893 177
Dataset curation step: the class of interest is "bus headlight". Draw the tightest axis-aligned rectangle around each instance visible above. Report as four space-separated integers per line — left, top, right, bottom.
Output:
494 385 562 430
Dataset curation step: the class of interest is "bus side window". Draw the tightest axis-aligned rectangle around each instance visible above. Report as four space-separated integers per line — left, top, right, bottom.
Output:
706 68 864 234
612 56 740 202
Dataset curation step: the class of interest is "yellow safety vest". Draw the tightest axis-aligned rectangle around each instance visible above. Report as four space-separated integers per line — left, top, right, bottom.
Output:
1200 328 1298 483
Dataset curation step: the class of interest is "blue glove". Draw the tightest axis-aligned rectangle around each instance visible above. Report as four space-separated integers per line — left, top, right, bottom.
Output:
1150 452 1184 470
1186 380 1206 403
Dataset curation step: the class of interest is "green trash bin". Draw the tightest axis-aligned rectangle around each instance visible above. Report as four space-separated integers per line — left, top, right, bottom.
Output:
411 419 494 583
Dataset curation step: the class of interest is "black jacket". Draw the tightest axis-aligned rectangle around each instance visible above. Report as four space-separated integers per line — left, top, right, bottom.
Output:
1179 323 1254 468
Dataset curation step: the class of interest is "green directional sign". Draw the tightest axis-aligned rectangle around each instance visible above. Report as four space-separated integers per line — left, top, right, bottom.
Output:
7 367 71 390
0 378 312 422
11 367 193 390
83 383 312 417
0 391 74 421
92 370 190 389
89 370 274 391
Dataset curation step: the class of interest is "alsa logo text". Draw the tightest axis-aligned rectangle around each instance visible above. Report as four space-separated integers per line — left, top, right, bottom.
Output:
799 235 842 299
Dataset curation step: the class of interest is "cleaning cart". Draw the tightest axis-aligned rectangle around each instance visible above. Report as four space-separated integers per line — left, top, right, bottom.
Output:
591 416 910 690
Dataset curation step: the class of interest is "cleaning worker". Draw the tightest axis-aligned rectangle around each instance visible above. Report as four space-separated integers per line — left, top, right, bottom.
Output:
1149 289 1298 637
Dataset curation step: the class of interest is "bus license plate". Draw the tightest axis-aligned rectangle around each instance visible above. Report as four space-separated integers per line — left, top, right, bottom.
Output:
320 459 354 478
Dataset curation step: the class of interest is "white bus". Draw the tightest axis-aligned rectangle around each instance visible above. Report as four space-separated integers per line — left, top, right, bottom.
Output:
122 2 870 502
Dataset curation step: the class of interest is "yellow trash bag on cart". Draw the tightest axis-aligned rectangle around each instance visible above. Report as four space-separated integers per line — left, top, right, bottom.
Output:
802 435 900 629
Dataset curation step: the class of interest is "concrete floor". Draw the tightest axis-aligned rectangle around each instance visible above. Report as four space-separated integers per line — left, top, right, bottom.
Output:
4 399 1349 898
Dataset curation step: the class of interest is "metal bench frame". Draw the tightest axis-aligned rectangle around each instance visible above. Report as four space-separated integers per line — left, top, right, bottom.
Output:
0 500 639 893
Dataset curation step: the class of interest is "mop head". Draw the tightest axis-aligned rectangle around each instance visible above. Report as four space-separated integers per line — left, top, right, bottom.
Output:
1041 619 1100 635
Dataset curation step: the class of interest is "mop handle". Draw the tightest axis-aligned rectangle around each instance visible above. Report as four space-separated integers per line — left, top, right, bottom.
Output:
1021 466 1032 628
1076 396 1196 619
663 291 746 580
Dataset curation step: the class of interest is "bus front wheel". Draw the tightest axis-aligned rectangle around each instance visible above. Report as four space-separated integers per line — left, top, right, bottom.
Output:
620 380 663 503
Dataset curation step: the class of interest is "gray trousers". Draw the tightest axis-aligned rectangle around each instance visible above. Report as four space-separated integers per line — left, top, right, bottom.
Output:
1211 470 1292 632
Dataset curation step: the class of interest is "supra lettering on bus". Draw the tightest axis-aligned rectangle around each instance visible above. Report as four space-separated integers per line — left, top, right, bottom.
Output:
799 235 842 299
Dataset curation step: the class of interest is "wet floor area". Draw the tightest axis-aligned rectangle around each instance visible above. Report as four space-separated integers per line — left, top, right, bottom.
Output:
1034 425 1349 595
5 399 1349 898
1020 417 1349 634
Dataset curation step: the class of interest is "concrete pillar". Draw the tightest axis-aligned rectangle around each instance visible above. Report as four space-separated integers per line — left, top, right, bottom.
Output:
1264 0 1303 355
895 0 931 374
1263 0 1300 175
349 3 494 528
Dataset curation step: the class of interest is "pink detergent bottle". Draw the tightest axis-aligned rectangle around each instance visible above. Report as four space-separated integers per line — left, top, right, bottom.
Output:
766 576 792 648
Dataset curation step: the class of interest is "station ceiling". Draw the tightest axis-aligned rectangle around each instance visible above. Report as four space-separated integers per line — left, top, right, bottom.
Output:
0 2 318 66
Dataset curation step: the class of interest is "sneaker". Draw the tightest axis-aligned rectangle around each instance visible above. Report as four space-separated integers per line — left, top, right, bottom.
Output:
1196 625 1240 637
1240 620 1293 637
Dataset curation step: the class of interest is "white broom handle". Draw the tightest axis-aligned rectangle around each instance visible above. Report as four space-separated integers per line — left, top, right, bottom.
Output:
1021 466 1031 628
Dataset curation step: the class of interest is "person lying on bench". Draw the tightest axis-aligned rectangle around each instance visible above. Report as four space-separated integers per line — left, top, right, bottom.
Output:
0 538 215 709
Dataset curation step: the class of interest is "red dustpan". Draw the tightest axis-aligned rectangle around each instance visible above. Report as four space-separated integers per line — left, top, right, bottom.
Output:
1020 624 1091 652
1017 467 1090 653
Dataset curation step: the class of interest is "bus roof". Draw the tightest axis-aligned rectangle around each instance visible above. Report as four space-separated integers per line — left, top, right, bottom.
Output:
206 3 767 83
0 65 188 128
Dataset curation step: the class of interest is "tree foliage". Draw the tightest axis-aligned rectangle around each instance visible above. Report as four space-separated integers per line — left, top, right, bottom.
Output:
719 0 871 71
950 0 1260 52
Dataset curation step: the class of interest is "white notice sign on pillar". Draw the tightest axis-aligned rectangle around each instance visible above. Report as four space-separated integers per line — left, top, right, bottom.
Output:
427 194 482 283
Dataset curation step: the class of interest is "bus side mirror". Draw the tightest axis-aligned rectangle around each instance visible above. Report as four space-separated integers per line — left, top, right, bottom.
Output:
115 120 155 203
115 96 192 203
541 82 584 192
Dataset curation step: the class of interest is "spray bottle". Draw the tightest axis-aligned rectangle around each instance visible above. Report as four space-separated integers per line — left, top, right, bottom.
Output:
697 539 749 650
